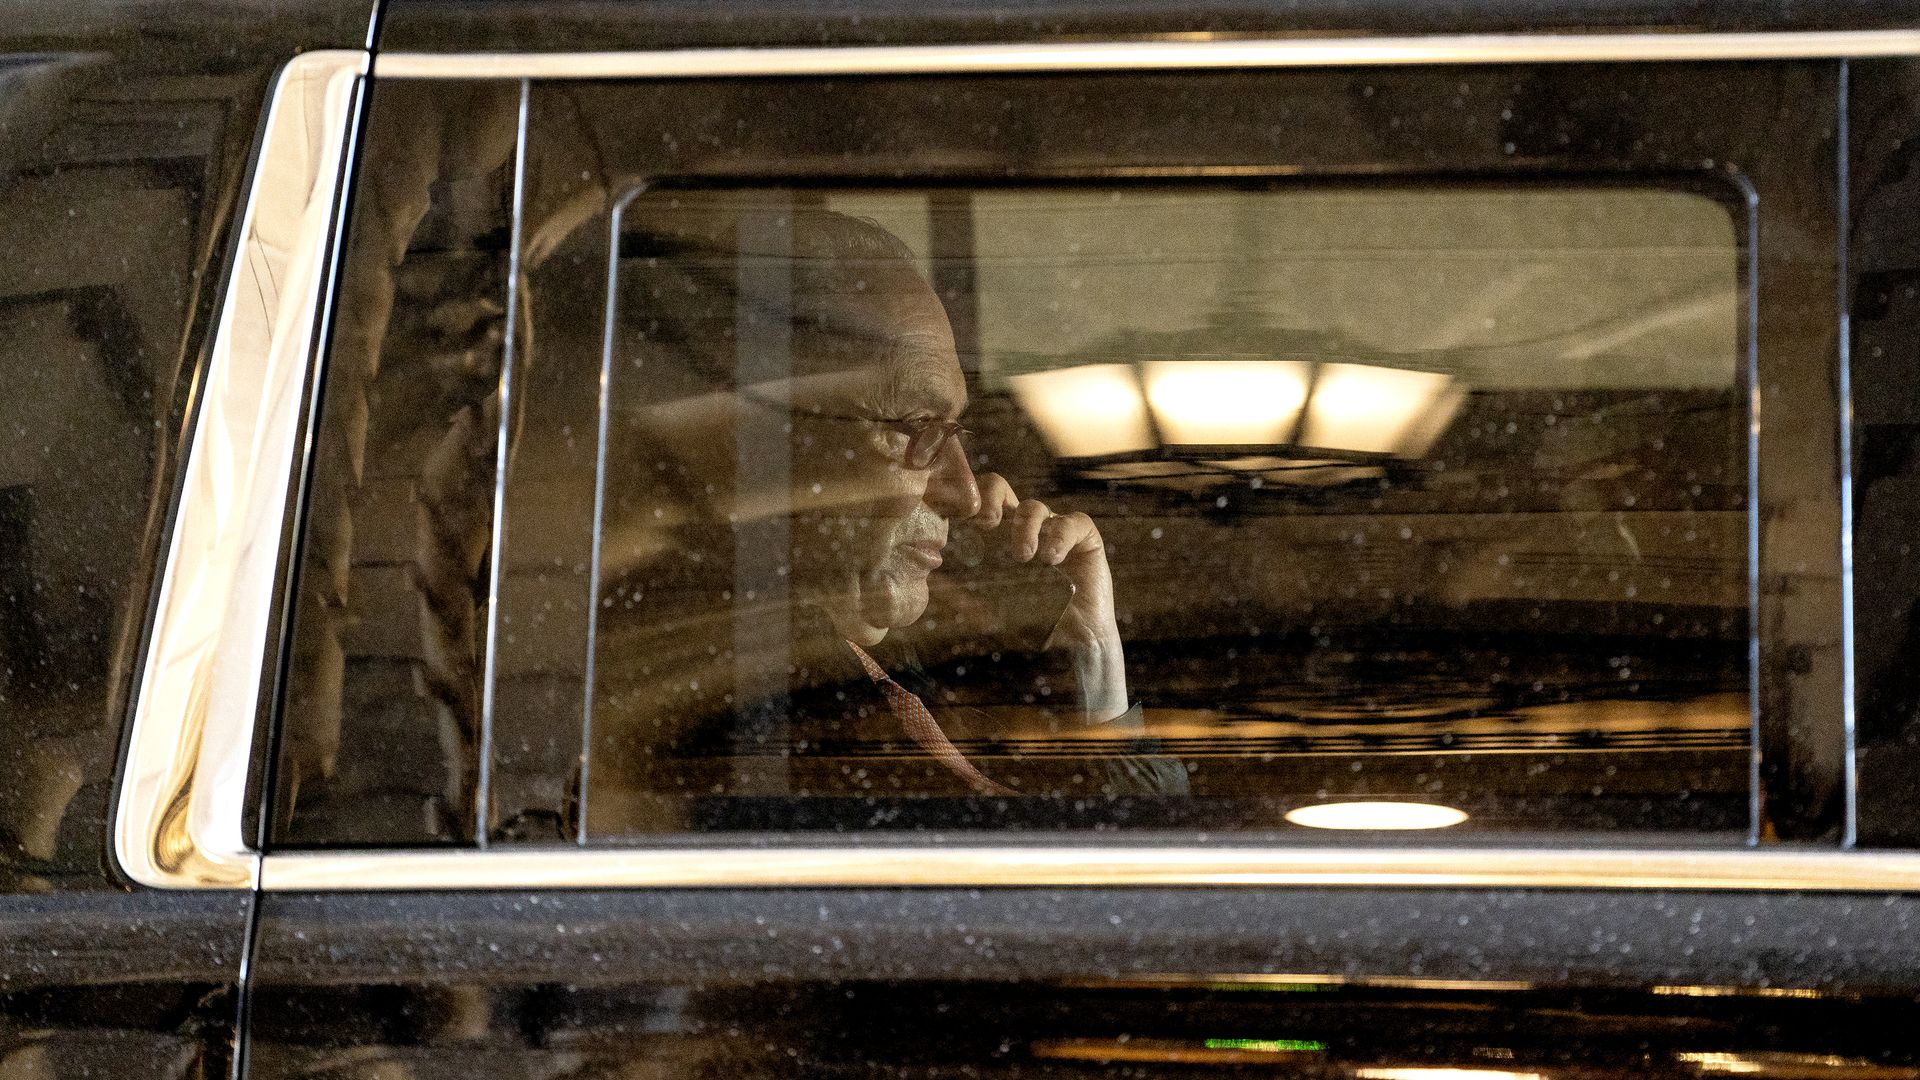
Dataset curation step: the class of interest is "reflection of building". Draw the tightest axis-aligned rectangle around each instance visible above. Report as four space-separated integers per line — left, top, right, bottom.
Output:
0 51 250 878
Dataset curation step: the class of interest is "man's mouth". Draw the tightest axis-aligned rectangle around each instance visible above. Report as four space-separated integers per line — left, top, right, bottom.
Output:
899 540 945 569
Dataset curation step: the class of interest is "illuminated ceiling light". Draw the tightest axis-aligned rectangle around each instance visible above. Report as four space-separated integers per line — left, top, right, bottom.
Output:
1009 363 1155 458
1142 360 1311 445
1284 801 1468 830
1355 1069 1545 1080
1299 362 1464 456
1008 359 1464 486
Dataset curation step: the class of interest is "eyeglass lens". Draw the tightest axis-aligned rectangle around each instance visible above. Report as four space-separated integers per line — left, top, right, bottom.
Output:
906 422 961 469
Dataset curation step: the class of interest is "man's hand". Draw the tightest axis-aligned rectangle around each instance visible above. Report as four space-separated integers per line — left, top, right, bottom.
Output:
965 472 1131 725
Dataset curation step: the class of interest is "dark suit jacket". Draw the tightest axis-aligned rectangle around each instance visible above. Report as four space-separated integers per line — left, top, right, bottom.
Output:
596 606 1190 833
738 623 1191 800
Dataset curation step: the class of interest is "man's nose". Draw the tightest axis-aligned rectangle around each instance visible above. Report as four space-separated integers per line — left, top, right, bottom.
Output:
922 434 981 519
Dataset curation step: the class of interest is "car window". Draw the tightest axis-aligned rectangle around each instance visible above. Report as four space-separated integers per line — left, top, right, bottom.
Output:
575 180 1745 838
268 66 1846 852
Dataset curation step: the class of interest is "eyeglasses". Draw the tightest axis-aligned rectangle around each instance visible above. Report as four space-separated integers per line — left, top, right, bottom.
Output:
737 388 970 469
877 416 971 470
800 411 971 469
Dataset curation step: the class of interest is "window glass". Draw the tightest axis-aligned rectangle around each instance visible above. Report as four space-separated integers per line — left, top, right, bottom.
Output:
582 181 1748 836
273 70 1811 850
270 80 521 846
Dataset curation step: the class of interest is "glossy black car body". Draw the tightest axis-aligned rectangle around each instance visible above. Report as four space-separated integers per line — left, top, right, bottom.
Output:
11 2 1920 1078
0 2 369 1076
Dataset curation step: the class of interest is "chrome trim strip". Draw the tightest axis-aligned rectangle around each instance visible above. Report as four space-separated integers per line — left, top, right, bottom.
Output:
372 30 1920 80
114 49 368 889
474 80 532 847
1837 61 1861 848
261 845 1920 892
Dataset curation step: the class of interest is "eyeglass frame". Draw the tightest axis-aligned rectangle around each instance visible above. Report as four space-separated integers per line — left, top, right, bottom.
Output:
737 385 973 469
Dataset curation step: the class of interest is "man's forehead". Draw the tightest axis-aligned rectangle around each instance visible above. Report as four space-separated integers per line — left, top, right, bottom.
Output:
754 347 967 416
781 304 965 414
878 336 968 414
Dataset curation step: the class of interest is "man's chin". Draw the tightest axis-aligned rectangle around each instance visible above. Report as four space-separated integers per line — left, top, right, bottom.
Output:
860 581 930 636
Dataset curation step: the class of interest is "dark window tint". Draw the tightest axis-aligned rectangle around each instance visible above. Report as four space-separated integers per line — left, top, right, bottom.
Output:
272 81 521 845
582 182 1747 836
271 64 1858 849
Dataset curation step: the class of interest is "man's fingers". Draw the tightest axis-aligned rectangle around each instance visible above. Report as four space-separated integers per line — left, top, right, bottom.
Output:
970 472 1019 528
1007 499 1051 560
1035 511 1100 566
967 477 1105 579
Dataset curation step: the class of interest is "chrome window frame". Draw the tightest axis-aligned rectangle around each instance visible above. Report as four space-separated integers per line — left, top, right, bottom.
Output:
118 31 1920 891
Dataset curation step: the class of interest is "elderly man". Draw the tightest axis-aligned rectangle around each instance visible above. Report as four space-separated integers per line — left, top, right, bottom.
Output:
601 203 1184 816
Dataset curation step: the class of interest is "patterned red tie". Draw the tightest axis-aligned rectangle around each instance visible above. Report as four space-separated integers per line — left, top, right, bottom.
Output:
845 640 1015 796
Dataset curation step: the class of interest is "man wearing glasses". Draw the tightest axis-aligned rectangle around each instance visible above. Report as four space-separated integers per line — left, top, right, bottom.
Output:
612 206 1185 808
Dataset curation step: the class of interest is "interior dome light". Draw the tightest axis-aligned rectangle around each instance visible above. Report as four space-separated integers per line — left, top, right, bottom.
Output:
1284 801 1468 830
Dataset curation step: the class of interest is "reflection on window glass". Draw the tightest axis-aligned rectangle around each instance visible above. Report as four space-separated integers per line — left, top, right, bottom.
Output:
585 182 1747 837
